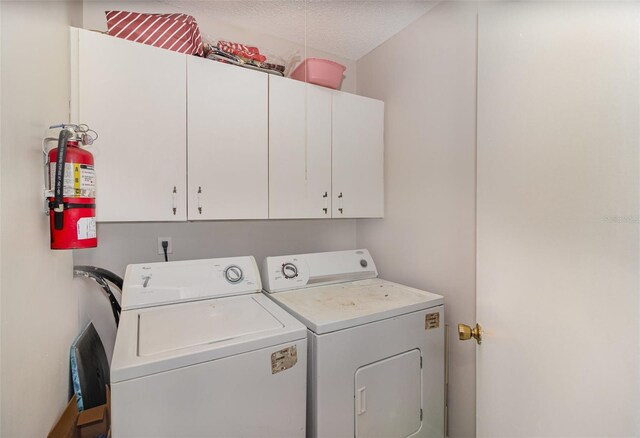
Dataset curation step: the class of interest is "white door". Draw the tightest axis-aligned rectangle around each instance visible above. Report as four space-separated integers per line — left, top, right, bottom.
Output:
75 29 187 221
269 75 332 219
187 57 268 220
332 93 384 218
473 3 640 437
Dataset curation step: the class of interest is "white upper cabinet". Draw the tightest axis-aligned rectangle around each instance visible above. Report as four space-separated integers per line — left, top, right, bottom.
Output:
72 27 383 221
332 92 385 218
269 75 332 219
73 28 187 222
187 56 269 220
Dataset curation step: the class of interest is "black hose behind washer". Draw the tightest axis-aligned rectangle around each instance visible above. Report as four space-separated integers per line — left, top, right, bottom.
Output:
74 266 124 326
75 266 124 291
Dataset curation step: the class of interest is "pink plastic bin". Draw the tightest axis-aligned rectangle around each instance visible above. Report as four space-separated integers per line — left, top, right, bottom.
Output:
290 58 346 90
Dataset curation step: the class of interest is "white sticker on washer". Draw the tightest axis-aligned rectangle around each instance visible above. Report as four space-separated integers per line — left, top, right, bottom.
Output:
77 217 96 240
271 345 298 374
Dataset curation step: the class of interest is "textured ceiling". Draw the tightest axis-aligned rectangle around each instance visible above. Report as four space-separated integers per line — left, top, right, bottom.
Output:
161 1 439 60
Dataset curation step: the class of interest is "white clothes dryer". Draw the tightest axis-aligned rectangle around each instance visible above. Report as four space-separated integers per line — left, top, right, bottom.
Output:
111 256 307 437
262 249 445 438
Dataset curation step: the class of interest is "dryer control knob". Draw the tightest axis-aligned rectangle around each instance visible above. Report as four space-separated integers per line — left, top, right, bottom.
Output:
224 265 243 283
282 262 298 279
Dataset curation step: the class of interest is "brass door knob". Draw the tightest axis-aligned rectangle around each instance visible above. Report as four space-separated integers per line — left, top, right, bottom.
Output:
458 323 482 345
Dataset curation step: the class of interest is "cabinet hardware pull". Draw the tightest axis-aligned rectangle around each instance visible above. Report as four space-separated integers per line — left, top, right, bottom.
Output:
323 191 328 214
172 186 177 215
197 186 202 214
338 192 343 214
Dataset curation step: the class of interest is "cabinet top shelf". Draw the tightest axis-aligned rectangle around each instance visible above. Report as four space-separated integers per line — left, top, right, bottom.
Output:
70 27 384 104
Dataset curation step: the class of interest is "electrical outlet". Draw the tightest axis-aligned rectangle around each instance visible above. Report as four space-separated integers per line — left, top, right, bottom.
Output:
157 237 173 255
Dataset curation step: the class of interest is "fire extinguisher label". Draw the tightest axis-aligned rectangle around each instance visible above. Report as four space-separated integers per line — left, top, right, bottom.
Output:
49 163 95 198
77 217 97 240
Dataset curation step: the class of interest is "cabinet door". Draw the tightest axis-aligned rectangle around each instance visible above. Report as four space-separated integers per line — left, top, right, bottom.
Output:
332 93 384 218
187 57 268 220
269 76 332 219
76 29 187 222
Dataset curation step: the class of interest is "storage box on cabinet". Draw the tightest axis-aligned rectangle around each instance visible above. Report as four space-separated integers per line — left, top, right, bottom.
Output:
72 28 188 222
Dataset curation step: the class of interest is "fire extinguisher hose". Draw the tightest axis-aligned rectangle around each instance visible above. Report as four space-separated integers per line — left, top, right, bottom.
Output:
53 128 72 230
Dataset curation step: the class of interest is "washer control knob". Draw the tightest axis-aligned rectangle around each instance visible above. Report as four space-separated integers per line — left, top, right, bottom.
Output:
282 262 298 279
224 265 243 283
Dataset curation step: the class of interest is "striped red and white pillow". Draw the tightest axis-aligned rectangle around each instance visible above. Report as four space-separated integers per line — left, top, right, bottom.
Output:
105 11 204 56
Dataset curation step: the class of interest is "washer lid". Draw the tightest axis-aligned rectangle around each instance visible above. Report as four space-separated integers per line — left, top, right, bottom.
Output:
268 278 444 334
111 293 307 382
138 296 283 356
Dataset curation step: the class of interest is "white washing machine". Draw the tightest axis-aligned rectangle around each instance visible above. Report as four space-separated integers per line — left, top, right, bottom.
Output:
261 249 445 438
111 256 307 437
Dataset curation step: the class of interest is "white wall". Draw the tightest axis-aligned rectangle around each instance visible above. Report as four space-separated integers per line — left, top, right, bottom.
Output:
81 1 358 93
0 1 84 436
355 2 478 437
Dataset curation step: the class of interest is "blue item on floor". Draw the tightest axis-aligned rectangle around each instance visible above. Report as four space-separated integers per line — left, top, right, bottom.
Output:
70 322 110 411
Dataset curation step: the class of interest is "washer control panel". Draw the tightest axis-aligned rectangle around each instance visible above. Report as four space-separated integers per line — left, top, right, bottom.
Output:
261 249 378 293
122 256 261 310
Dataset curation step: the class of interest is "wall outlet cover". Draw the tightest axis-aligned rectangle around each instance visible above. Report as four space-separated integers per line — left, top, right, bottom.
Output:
157 237 173 255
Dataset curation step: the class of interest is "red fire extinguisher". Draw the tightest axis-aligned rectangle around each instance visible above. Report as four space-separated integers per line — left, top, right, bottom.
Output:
44 124 98 250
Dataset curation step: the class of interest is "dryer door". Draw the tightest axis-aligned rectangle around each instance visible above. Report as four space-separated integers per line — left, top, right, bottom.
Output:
355 349 422 438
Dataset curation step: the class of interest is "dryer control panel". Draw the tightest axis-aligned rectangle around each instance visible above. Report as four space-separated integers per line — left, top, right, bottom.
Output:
122 256 262 310
261 249 378 293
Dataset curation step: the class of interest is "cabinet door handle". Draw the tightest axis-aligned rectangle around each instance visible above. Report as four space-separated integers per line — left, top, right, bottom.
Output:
197 186 203 214
322 191 328 214
172 186 177 215
338 192 343 214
